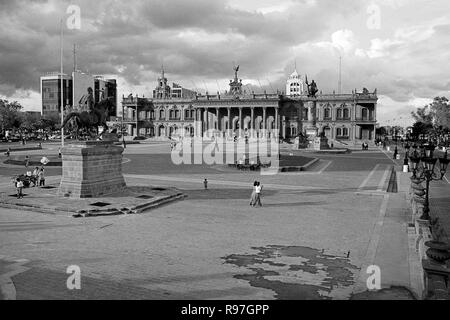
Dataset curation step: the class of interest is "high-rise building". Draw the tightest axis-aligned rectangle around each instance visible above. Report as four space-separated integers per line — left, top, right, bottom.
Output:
40 71 117 118
40 73 73 118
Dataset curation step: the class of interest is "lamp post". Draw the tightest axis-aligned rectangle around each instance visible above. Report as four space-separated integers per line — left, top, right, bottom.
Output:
409 142 449 220
403 143 410 172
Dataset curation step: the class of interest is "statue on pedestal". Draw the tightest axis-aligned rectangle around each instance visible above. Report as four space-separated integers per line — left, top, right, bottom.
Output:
61 87 116 140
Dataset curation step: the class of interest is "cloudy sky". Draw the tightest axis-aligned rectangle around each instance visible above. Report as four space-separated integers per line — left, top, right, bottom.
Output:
1 0 449 126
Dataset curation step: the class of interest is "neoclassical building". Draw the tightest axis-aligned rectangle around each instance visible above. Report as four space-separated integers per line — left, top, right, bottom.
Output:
122 67 378 144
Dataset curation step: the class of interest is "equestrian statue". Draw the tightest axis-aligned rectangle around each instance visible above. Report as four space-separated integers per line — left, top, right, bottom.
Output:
61 87 115 140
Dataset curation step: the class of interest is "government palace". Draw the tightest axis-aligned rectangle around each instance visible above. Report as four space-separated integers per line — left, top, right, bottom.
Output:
122 66 378 145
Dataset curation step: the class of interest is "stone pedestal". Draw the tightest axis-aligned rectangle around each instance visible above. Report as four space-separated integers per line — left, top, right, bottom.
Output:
58 140 126 198
313 136 330 150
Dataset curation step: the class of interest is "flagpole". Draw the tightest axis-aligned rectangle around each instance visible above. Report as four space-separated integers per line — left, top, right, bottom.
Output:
60 19 65 147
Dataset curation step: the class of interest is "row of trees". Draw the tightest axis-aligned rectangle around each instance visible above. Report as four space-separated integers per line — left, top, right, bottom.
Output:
411 97 450 140
0 99 60 134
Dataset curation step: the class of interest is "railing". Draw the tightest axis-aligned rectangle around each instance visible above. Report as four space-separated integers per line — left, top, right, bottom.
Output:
355 117 375 122
336 117 351 121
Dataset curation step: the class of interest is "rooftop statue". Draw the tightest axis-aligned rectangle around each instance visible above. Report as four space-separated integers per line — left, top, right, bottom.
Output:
305 76 318 98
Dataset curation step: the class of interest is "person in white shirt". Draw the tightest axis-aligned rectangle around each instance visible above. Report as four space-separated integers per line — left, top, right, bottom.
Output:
15 178 24 199
254 181 263 207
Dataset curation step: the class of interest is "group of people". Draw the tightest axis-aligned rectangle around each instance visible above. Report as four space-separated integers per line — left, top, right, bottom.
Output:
14 166 45 199
361 142 369 150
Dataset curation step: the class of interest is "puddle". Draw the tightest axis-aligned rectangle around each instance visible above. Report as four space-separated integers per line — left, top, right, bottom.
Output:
223 245 358 300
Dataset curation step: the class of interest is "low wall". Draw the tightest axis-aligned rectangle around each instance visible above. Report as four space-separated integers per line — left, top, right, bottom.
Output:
408 177 450 299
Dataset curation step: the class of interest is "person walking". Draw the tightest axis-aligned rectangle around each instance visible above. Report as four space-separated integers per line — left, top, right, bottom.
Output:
38 167 45 187
32 167 39 187
254 181 263 207
249 181 258 206
24 155 30 169
203 178 208 190
15 178 24 199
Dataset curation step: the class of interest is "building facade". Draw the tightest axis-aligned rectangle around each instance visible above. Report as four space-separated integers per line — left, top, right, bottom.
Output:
40 73 73 118
40 71 117 119
122 67 378 145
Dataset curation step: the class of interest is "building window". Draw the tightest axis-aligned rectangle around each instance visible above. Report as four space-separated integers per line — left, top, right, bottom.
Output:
291 127 297 136
160 109 165 119
336 128 342 136
362 108 369 120
343 108 349 119
324 108 331 119
343 128 349 136
337 108 343 119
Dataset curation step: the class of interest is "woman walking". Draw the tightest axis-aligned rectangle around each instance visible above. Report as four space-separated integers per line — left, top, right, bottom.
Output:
15 178 24 199
249 181 258 206
38 167 45 187
254 181 263 207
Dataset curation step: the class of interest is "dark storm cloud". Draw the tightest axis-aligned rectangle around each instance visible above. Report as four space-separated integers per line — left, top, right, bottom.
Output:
1 0 449 115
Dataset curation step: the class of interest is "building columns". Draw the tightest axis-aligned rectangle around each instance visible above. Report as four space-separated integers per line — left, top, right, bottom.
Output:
204 108 208 134
227 108 231 133
262 107 267 137
238 107 243 137
216 107 220 131
274 107 279 138
250 107 254 131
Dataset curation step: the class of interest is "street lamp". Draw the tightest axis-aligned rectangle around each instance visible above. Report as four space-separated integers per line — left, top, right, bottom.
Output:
409 142 449 220
403 143 410 172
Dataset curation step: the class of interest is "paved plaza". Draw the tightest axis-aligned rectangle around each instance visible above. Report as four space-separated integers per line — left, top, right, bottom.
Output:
0 142 427 299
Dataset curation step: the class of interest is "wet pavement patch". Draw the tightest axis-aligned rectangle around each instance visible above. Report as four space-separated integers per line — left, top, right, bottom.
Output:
350 286 416 300
223 245 358 300
90 202 111 207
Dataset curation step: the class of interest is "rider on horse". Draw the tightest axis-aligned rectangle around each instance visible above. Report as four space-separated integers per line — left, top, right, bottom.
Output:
78 87 95 113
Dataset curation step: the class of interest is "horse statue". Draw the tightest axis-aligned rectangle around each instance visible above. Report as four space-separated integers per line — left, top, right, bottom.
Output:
61 97 115 140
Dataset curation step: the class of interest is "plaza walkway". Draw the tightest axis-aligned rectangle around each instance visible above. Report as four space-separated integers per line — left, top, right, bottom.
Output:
0 145 423 299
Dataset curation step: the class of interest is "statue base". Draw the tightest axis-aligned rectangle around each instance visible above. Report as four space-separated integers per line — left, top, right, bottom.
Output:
313 136 330 150
305 127 318 139
58 140 126 198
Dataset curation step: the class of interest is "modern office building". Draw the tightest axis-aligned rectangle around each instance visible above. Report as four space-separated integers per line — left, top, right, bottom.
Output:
40 71 117 118
40 73 73 118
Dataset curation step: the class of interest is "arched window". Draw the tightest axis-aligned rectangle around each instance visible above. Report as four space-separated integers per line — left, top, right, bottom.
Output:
175 110 180 119
291 127 297 136
343 108 349 119
185 109 190 119
159 109 165 119
362 108 368 120
337 108 343 119
343 127 349 136
336 128 342 137
324 108 331 119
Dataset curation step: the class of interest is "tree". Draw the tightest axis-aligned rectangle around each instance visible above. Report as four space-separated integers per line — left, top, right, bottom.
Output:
412 97 450 130
411 121 432 140
20 112 42 132
0 99 23 132
41 113 60 132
